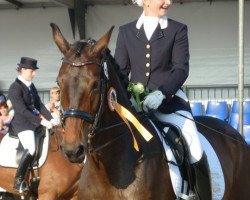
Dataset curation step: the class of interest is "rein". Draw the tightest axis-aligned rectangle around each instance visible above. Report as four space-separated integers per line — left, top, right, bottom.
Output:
173 111 248 146
88 131 127 153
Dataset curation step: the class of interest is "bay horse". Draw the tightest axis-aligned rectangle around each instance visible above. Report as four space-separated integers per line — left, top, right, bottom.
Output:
51 22 250 200
0 127 82 200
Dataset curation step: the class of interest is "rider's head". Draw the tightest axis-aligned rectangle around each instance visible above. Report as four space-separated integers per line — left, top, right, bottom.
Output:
17 57 39 81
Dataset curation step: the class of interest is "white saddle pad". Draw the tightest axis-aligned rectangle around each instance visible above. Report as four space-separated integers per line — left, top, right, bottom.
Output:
149 120 225 200
0 130 49 168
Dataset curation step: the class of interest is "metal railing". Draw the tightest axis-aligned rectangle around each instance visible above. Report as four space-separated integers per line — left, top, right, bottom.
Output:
1 84 250 105
183 84 250 105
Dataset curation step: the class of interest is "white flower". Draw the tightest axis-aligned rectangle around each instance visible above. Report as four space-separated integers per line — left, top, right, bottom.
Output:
133 82 145 94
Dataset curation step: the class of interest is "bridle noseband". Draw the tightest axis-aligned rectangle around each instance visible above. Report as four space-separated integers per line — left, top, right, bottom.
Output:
63 109 95 124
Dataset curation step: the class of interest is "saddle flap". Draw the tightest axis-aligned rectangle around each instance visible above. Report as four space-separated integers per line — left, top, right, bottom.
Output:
0 129 49 169
151 120 193 183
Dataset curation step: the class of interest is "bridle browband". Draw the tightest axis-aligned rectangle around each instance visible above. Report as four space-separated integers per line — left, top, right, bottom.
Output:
61 55 107 134
62 59 101 68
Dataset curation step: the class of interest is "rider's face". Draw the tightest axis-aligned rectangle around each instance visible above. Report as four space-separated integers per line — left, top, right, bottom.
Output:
144 0 172 17
20 68 36 81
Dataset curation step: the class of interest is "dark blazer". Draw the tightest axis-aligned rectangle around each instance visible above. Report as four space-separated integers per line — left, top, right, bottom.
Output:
114 18 189 103
8 78 52 134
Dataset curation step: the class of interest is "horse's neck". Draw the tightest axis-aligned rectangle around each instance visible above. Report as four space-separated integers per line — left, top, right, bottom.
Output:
88 55 164 187
90 102 164 187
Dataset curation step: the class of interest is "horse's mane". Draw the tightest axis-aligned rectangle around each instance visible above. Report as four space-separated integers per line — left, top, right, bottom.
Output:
104 49 127 86
103 48 132 108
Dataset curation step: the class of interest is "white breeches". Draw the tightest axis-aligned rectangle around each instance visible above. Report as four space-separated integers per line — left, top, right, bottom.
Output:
18 130 35 156
154 110 203 164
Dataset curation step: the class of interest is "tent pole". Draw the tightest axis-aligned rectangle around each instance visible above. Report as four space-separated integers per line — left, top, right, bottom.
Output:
238 0 244 135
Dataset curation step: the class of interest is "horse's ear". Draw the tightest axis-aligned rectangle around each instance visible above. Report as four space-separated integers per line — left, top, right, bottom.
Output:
93 26 115 54
50 23 70 54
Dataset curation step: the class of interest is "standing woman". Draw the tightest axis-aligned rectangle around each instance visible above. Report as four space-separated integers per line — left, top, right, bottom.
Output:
8 57 57 193
114 0 211 199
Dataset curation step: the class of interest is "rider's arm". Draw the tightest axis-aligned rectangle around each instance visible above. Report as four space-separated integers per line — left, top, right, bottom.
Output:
158 25 189 102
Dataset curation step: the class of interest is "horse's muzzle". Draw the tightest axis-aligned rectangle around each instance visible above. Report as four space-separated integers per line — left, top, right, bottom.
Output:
61 144 85 163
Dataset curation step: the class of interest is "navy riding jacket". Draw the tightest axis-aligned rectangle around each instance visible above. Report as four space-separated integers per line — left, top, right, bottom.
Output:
8 78 52 134
114 18 191 113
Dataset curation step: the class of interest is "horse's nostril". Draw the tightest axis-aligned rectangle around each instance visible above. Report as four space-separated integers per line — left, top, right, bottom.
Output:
76 145 84 157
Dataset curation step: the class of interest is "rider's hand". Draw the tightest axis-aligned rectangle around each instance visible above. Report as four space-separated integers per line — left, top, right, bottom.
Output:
40 119 53 129
50 118 60 127
143 90 166 112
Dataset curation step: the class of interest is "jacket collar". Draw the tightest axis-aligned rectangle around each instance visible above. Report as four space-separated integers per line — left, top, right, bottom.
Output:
18 75 32 87
136 23 164 43
136 13 167 42
136 12 168 30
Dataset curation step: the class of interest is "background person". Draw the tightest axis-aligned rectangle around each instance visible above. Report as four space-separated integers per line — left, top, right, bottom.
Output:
6 99 15 116
0 102 12 134
45 86 61 119
0 93 6 104
114 0 211 199
8 57 59 193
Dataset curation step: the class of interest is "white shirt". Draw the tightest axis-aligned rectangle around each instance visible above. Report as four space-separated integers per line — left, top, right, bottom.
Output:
18 75 32 88
136 12 168 40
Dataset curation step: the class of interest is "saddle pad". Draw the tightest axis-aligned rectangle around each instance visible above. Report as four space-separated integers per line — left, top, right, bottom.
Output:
149 120 225 200
0 130 49 168
199 132 225 200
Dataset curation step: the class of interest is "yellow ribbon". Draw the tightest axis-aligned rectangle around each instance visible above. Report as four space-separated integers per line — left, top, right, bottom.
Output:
112 100 153 152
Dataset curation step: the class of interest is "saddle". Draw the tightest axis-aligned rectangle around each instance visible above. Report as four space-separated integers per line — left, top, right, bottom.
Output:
8 126 46 167
7 126 48 196
150 117 196 196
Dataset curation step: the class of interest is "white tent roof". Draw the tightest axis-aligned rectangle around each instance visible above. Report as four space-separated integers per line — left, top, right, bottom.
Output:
0 0 249 10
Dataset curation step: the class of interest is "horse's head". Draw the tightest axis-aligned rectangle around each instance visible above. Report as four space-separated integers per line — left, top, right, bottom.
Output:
51 23 114 163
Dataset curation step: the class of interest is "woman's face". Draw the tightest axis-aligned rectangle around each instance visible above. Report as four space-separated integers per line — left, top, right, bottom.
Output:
0 106 8 116
144 0 172 17
20 68 36 81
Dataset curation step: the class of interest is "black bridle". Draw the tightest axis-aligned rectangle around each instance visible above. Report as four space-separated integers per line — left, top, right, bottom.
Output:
61 56 107 135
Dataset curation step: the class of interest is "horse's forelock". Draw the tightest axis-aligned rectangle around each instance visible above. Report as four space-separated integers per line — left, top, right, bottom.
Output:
75 39 97 58
75 41 87 57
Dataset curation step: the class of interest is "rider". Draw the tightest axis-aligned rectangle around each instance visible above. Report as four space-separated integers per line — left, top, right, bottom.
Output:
114 0 211 199
8 57 59 193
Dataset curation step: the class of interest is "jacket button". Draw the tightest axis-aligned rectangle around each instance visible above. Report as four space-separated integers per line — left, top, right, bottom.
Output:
146 72 150 76
146 44 150 49
146 53 150 58
146 63 150 67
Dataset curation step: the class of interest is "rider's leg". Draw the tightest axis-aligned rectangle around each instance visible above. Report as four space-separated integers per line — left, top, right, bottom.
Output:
13 130 35 193
155 110 212 200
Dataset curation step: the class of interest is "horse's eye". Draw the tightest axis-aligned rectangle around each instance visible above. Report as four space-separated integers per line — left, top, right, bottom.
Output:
92 81 99 91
